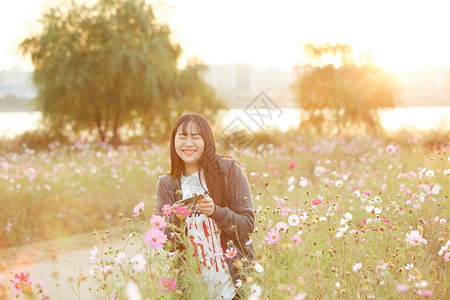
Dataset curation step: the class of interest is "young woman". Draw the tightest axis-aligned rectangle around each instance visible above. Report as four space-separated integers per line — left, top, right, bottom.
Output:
154 113 255 299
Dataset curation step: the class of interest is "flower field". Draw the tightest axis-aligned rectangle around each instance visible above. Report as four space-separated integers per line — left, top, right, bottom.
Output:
0 135 449 299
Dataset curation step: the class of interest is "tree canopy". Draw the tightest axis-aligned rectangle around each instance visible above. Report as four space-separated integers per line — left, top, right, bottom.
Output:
20 0 223 144
291 43 399 135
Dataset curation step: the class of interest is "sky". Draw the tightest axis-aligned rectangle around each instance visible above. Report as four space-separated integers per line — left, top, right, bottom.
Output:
1 0 450 72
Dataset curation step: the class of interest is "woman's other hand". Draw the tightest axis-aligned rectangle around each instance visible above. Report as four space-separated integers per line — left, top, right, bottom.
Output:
195 196 215 216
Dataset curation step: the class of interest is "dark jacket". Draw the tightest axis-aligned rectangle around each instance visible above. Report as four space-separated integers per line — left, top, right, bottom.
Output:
155 157 255 286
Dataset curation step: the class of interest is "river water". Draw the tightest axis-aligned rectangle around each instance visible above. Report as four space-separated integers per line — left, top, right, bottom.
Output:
1 107 449 138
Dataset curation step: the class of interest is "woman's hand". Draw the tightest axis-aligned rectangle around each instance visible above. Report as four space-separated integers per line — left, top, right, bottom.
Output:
173 202 193 220
195 196 215 216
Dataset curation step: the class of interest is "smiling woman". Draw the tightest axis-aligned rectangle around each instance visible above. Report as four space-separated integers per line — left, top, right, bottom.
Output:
155 113 255 299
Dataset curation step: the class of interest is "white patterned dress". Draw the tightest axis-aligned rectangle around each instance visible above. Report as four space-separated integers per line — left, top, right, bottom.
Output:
180 171 236 300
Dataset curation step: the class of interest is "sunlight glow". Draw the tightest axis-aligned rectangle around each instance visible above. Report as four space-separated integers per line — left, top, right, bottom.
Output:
0 0 449 71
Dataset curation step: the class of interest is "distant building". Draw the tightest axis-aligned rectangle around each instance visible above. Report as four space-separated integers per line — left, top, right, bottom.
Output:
0 69 37 99
390 67 450 106
0 65 448 107
203 64 295 107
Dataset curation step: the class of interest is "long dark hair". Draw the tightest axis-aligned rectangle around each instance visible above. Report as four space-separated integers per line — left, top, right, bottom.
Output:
169 113 229 206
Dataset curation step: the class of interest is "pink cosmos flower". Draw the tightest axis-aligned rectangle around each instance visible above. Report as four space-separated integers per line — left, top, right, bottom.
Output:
386 145 396 154
276 222 289 233
133 202 145 216
162 204 173 216
289 160 296 170
10 272 30 293
417 290 434 297
144 228 167 249
273 170 279 176
176 206 189 217
291 234 301 245
265 229 280 245
444 252 450 262
396 284 408 292
151 215 166 230
266 163 274 169
363 190 373 195
158 276 177 291
312 198 322 205
224 247 237 259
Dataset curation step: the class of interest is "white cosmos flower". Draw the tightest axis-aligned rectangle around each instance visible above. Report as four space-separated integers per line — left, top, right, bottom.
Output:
287 176 296 185
115 252 125 264
130 254 147 272
235 279 242 288
250 284 262 296
288 214 300 226
405 230 427 246
365 205 374 213
294 292 307 300
89 246 98 262
254 262 264 273
352 262 362 272
299 178 309 187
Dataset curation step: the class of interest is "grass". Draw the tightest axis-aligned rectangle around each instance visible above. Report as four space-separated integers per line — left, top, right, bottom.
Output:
0 133 449 299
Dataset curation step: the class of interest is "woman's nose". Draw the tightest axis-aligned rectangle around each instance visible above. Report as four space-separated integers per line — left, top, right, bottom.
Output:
184 138 194 146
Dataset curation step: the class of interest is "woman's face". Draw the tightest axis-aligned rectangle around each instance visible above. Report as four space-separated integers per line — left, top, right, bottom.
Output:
174 121 205 172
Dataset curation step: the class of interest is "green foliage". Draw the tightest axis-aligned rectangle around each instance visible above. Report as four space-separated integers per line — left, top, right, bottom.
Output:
292 43 399 135
19 0 224 145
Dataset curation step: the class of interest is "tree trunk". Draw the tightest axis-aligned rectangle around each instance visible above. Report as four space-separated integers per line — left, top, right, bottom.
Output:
109 106 121 146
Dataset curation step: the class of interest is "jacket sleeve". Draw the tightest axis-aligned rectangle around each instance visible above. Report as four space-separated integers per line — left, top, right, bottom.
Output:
155 177 185 252
209 162 255 244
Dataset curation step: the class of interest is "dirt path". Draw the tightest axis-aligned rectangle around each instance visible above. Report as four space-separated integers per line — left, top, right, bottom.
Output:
1 228 125 299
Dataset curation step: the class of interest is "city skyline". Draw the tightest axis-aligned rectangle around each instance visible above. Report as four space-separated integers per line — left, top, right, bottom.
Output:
2 63 449 108
1 0 450 72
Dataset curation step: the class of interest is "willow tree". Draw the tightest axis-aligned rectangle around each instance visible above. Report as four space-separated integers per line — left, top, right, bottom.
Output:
20 0 223 144
291 43 399 135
